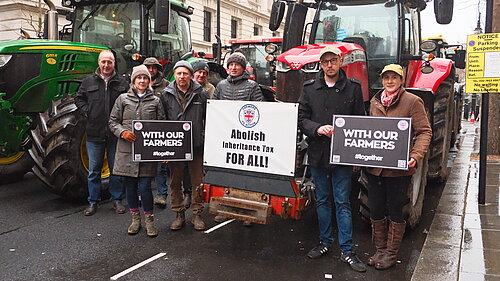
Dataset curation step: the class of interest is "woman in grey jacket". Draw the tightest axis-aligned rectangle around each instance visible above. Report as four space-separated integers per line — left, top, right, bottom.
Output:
109 65 165 237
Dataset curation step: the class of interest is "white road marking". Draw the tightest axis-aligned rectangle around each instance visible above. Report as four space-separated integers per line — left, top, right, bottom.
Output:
204 219 236 234
110 252 166 280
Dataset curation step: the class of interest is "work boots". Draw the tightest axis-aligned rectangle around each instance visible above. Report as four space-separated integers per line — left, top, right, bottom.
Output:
170 211 186 230
128 212 141 235
145 214 158 238
375 220 406 270
191 214 206 231
368 217 388 266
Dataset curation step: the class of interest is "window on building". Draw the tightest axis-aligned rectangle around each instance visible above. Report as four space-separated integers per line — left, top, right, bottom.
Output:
231 19 238 38
254 24 261 36
203 10 212 42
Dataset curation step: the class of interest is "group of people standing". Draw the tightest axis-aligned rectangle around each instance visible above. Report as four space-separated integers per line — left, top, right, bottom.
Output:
74 50 262 237
74 45 431 273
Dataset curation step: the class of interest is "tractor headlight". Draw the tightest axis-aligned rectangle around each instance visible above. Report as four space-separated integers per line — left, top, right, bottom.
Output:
302 62 319 73
265 43 278 54
276 60 291 72
0 55 12 68
420 40 438 53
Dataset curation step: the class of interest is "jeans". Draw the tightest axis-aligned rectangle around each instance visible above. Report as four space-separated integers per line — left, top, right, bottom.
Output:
310 165 353 253
86 140 123 204
124 176 154 213
366 173 411 222
155 162 169 197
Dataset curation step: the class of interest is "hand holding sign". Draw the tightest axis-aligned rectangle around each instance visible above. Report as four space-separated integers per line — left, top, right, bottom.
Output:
121 130 136 142
408 158 416 168
317 125 334 137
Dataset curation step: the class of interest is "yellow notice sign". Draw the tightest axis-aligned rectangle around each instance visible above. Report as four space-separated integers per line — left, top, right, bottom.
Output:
466 33 500 93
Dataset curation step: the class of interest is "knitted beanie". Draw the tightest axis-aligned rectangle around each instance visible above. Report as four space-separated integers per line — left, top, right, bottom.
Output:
131 64 151 84
192 60 209 73
227 52 247 68
173 60 194 74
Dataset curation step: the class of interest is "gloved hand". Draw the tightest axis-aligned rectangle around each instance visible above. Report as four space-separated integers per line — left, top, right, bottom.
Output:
121 130 136 142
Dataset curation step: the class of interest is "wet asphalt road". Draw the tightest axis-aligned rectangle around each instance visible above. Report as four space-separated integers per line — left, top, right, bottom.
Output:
0 172 446 281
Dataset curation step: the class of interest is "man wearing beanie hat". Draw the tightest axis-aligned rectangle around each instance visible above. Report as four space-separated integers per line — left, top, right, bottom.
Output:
298 45 367 272
75 50 129 217
109 63 165 237
143 57 169 96
160 61 208 231
214 51 263 101
192 60 215 99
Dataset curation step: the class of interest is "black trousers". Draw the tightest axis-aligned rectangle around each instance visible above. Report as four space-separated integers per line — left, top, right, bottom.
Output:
366 172 411 222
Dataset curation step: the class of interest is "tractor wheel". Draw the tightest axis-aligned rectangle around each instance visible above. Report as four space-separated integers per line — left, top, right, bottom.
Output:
0 151 34 184
428 67 455 181
28 97 109 201
358 153 429 229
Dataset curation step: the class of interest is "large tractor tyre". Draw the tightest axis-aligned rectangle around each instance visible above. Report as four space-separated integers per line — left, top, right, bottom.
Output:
428 67 455 182
358 153 429 229
28 97 109 201
0 152 34 184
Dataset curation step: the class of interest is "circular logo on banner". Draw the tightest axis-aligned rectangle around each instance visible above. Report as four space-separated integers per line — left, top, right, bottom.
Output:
335 117 346 128
239 104 260 128
134 122 143 131
397 120 409 131
183 122 191 131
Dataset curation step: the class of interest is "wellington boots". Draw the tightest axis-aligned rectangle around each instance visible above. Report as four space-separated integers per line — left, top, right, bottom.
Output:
127 212 141 235
191 214 206 231
368 217 388 266
170 211 185 231
375 220 406 270
145 214 158 238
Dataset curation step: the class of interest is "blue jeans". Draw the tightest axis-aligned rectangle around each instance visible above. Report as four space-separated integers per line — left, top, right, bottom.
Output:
86 140 123 204
310 165 354 253
124 176 154 213
155 163 169 197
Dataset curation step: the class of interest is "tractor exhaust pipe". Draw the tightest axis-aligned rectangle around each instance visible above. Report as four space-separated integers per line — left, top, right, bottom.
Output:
43 0 58 40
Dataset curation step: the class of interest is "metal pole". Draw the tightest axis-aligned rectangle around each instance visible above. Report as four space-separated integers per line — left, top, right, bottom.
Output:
478 0 493 205
216 0 221 64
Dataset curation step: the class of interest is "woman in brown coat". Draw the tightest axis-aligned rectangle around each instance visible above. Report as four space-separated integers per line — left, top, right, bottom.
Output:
109 65 165 237
366 64 432 270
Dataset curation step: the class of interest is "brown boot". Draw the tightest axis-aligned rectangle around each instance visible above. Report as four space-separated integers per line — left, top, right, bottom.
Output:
375 220 406 270
367 217 387 266
145 214 158 238
191 214 206 231
170 211 185 231
128 212 141 235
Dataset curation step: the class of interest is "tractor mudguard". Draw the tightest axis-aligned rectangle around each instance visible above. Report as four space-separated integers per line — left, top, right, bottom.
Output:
405 58 453 94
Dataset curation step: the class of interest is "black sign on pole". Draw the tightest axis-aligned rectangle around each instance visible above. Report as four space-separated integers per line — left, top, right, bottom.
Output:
330 115 412 170
132 120 193 162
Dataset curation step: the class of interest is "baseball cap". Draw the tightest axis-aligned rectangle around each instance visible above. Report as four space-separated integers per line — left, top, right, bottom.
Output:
380 64 403 77
319 45 342 58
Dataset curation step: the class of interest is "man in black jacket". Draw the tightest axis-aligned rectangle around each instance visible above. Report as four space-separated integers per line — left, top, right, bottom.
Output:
75 50 129 216
298 46 366 272
161 61 208 231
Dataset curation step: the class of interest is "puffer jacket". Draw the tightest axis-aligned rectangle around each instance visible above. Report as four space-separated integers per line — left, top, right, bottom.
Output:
109 88 165 177
298 69 365 168
160 80 208 153
366 88 432 177
214 72 263 101
75 69 129 141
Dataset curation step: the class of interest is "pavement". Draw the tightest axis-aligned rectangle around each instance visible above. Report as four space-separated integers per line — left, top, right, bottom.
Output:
411 121 500 281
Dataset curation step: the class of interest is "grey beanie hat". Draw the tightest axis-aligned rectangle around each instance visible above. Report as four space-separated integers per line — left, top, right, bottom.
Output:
173 60 194 74
143 57 163 71
192 60 209 73
131 64 151 84
227 52 247 68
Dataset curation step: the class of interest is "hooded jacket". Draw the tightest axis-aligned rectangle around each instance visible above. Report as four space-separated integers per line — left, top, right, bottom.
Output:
366 88 432 177
75 68 129 142
160 80 208 153
214 72 263 101
108 87 165 177
298 68 365 168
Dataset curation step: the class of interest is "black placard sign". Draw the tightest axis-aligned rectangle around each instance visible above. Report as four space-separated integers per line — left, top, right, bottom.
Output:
132 120 193 162
330 115 412 170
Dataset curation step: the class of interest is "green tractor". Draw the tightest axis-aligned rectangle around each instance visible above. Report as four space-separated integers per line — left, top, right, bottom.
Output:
0 0 205 200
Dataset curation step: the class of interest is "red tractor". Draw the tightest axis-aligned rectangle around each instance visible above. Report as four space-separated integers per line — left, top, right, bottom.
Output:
267 0 461 227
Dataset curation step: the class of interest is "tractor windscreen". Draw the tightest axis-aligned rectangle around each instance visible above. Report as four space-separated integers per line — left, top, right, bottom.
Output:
313 1 398 88
234 43 280 87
